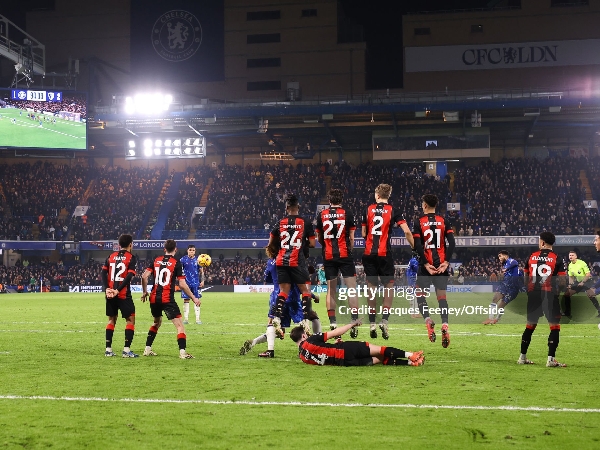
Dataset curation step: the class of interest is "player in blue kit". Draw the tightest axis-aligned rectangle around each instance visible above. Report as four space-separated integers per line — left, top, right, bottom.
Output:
483 250 522 324
407 251 421 318
239 246 321 358
180 244 204 324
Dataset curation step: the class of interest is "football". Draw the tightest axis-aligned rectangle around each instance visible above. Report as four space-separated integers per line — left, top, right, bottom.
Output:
197 253 212 267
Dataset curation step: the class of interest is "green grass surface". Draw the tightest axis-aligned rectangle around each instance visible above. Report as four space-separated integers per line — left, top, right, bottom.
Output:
0 108 86 150
1 292 600 449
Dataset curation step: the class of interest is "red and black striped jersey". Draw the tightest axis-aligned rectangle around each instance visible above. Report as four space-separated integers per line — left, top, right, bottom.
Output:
298 333 344 366
270 215 315 267
145 255 185 303
316 207 355 260
362 203 406 257
524 249 566 293
102 250 137 299
413 214 453 267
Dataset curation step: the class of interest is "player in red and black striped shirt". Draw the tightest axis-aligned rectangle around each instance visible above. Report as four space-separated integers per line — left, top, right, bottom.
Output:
141 239 200 359
361 184 414 340
268 194 316 336
316 188 359 335
413 194 455 348
290 319 424 367
101 234 139 358
518 232 567 367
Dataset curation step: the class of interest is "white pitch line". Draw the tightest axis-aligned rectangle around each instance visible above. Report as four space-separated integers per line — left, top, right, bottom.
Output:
0 394 599 413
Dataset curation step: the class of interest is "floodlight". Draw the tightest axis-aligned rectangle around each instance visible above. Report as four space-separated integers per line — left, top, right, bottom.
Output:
184 147 192 154
128 140 136 148
154 148 161 155
164 148 172 155
155 139 162 147
128 149 136 156
173 139 181 147
143 139 152 148
144 148 153 157
174 147 182 155
164 139 172 147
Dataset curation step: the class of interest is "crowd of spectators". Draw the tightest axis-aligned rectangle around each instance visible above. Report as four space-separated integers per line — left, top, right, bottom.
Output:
453 157 597 236
2 157 600 242
330 161 452 230
72 166 167 240
0 162 90 240
196 163 326 231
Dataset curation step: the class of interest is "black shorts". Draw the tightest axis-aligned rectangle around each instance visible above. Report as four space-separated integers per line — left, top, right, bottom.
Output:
324 257 356 280
569 282 593 294
342 341 373 366
276 266 310 285
362 255 395 285
150 302 182 320
527 290 561 324
416 268 449 292
106 297 135 319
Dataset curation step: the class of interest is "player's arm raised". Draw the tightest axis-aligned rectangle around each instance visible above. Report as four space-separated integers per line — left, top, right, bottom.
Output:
324 318 362 340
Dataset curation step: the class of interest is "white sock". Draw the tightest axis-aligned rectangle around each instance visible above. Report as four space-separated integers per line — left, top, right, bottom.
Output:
180 348 186 356
405 351 413 358
548 356 555 363
145 345 152 352
123 347 130 353
520 353 527 360
382 318 388 325
106 347 112 352
253 334 267 346
312 319 321 334
495 307 504 322
266 326 276 351
194 305 201 321
183 302 190 320
489 303 497 320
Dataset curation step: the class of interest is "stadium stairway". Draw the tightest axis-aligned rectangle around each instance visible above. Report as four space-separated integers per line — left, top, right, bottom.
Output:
150 172 184 240
319 175 332 203
138 171 168 239
0 183 12 219
199 178 213 207
580 170 594 200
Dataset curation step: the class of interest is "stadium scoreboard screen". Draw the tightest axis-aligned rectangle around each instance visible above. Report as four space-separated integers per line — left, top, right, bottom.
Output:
11 89 64 102
0 88 87 151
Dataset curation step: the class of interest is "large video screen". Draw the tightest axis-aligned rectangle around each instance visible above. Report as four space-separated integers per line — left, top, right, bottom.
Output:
0 88 87 151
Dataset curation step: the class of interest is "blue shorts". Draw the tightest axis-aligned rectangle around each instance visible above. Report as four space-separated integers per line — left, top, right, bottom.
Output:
181 285 202 300
498 282 519 304
268 287 304 328
594 287 600 296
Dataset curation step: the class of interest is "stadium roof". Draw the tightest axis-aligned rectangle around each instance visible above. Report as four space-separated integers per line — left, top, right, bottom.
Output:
82 88 600 159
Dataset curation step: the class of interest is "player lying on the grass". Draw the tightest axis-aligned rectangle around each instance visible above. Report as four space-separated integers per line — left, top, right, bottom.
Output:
560 249 600 318
315 188 360 335
518 232 567 367
290 319 424 366
141 239 200 359
240 245 321 358
483 250 523 324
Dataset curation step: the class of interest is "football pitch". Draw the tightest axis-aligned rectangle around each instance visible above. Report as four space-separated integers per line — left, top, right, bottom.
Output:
1 292 600 449
0 108 86 150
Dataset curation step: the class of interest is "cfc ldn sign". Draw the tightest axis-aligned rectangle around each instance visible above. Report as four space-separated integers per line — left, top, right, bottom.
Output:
462 45 557 66
405 39 600 72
